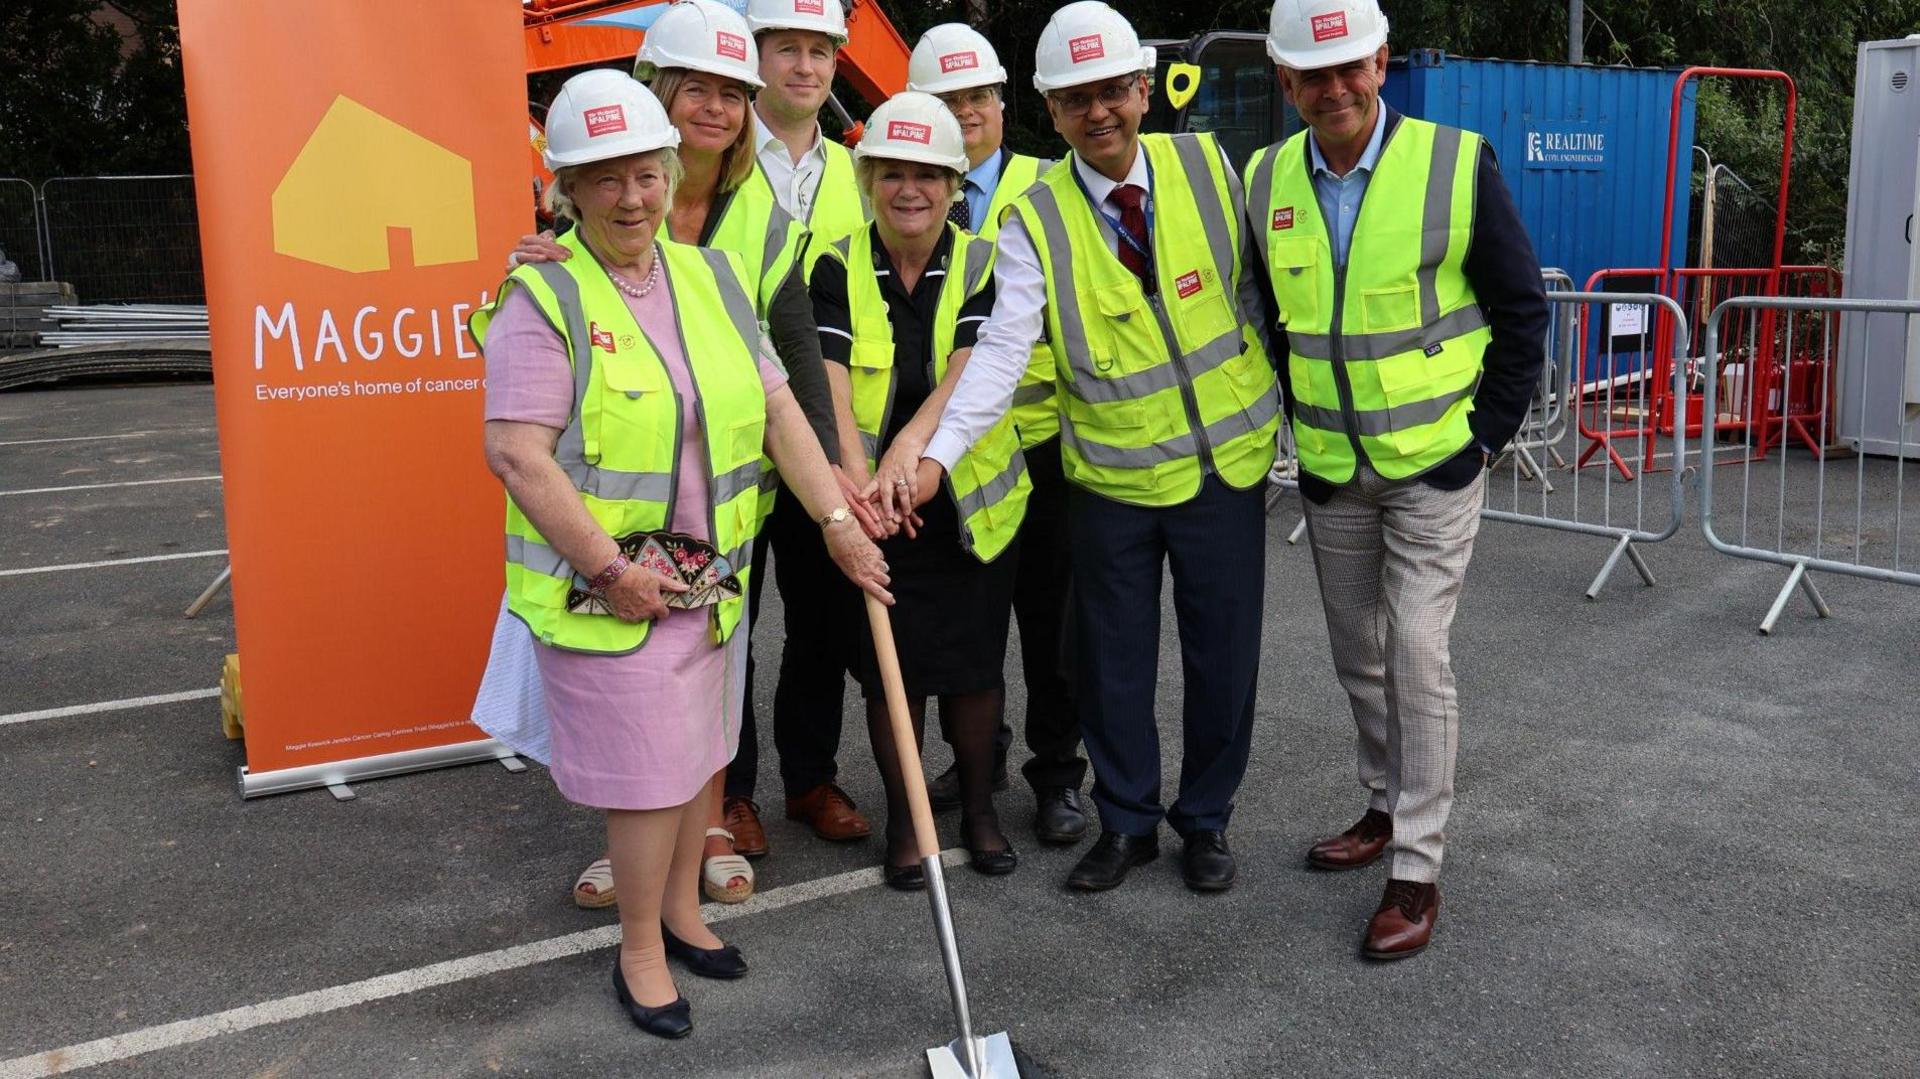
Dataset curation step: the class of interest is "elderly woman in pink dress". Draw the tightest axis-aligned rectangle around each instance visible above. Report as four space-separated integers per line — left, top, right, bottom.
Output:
474 70 890 1040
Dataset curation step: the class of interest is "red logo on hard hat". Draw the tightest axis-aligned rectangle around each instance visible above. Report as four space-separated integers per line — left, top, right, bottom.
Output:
795 0 824 13
716 31 749 61
1068 34 1106 64
941 51 980 74
1271 207 1295 230
887 120 933 144
1175 270 1204 299
590 322 617 352
1310 12 1349 42
583 105 627 137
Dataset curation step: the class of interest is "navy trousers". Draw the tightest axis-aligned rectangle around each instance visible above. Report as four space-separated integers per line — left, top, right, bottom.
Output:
1068 474 1267 837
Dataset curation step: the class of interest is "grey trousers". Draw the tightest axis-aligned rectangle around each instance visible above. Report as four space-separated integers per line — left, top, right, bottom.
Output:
1302 464 1484 882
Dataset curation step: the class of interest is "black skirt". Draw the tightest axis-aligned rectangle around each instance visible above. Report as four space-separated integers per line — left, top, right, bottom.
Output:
850 490 1018 700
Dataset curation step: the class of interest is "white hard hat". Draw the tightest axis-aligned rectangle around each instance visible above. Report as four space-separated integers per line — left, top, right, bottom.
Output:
542 69 682 170
745 0 847 45
854 92 968 173
906 23 1008 95
1031 1 1156 94
1266 0 1389 70
634 0 766 90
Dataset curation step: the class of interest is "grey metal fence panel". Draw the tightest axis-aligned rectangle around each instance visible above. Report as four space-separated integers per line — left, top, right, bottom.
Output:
1700 295 1920 634
40 175 205 305
0 178 45 282
1480 290 1692 598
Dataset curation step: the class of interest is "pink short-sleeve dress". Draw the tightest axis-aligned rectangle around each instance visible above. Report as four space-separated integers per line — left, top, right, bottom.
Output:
482 260 786 811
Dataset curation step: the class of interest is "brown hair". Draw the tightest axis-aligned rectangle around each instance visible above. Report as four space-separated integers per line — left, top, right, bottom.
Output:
646 67 757 195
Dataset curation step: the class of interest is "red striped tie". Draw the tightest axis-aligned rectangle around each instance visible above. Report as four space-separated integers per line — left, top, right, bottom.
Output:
1107 183 1150 288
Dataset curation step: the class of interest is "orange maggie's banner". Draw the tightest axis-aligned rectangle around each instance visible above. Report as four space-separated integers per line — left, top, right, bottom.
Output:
178 0 526 789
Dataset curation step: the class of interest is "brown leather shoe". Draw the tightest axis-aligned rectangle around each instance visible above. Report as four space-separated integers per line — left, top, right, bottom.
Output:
1363 879 1439 960
1307 808 1391 870
784 783 872 842
722 797 769 858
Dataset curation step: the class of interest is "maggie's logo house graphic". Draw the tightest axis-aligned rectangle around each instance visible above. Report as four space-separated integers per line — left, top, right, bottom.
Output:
271 95 479 273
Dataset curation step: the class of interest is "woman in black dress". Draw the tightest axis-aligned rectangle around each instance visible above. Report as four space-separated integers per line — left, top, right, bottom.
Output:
809 93 1033 888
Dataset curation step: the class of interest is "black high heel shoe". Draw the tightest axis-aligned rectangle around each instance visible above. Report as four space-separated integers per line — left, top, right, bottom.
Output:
964 814 1018 876
611 955 692 1039
883 861 927 891
661 922 747 979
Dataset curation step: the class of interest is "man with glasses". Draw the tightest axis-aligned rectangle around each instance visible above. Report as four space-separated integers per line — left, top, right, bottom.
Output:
903 23 1089 848
886 1 1280 894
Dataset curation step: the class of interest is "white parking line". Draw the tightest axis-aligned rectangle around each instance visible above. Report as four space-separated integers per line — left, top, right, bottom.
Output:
0 475 222 497
0 849 966 1078
0 428 215 448
0 689 221 728
0 550 228 578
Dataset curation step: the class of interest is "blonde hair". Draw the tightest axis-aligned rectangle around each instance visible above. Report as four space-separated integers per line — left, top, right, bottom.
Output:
646 67 757 194
543 147 685 224
853 156 963 206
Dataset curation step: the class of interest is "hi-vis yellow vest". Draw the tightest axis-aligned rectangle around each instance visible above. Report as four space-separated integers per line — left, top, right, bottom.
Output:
1244 117 1490 484
814 224 1031 562
806 138 866 246
471 232 767 654
978 151 1060 448
1010 133 1280 507
712 165 807 523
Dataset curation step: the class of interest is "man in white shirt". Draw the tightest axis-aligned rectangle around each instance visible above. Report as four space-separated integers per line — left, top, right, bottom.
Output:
746 0 864 239
879 1 1281 894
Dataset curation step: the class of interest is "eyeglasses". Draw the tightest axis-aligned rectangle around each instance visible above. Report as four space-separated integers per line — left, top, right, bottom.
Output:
936 87 999 114
1049 78 1139 118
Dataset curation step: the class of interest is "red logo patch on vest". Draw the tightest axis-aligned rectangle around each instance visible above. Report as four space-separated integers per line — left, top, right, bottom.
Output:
1068 34 1106 64
583 105 627 137
887 120 933 144
1175 270 1204 299
590 322 616 352
940 51 979 74
715 31 748 61
1311 12 1349 42
1271 206 1295 230
794 0 824 14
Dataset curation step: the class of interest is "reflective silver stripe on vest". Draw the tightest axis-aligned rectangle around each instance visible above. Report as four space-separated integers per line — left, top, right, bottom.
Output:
1063 325 1245 405
961 234 994 296
528 261 594 471
1019 186 1096 392
1418 126 1465 328
697 246 765 347
1059 379 1280 470
1286 304 1490 362
758 469 781 493
506 533 571 579
762 205 796 299
1012 382 1054 407
723 544 750 573
1170 134 1238 293
860 430 881 461
954 455 1028 521
713 460 762 505
1293 381 1474 437
563 461 674 503
1245 146 1279 283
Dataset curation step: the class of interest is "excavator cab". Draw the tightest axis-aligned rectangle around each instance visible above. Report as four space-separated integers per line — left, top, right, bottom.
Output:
1144 31 1296 171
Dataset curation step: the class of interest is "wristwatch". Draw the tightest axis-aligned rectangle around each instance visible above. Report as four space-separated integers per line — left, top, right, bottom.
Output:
818 506 852 528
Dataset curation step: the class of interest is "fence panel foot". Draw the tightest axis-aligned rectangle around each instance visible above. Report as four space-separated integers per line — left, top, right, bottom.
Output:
183 564 231 619
1759 561 1832 636
1585 534 1650 600
1286 518 1306 546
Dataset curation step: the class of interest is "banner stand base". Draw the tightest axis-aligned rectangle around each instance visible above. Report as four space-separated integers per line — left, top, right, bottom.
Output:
238 738 522 800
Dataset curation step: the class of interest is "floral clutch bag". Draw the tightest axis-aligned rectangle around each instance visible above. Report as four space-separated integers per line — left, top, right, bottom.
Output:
565 530 743 615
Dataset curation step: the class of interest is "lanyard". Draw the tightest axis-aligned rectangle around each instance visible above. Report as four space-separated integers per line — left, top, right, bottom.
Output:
1072 152 1156 268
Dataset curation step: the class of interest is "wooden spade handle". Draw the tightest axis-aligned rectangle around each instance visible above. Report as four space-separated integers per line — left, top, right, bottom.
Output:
864 593 940 861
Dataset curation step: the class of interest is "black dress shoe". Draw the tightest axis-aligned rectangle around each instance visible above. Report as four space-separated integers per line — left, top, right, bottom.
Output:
968 845 1018 875
928 761 1008 810
1033 787 1089 845
1066 830 1158 892
884 862 926 891
661 922 747 979
611 956 691 1039
1181 830 1237 892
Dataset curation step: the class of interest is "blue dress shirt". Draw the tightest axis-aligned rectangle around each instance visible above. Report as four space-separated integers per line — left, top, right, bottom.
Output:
1308 111 1387 269
962 147 1006 231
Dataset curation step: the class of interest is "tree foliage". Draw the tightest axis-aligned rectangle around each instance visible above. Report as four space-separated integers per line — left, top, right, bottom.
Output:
0 1 189 180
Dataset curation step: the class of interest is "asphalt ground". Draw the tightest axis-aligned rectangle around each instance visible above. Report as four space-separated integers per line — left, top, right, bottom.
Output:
1 382 1916 1078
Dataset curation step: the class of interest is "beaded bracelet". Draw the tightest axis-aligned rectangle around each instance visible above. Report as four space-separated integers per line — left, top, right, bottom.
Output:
586 553 631 596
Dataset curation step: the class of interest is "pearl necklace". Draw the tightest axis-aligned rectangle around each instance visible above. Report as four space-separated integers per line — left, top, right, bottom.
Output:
607 248 662 299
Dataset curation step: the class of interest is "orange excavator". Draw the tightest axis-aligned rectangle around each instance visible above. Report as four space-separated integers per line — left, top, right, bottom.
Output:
520 0 1288 196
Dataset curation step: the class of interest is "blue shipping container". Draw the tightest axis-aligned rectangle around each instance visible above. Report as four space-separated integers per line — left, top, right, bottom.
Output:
1383 50 1698 296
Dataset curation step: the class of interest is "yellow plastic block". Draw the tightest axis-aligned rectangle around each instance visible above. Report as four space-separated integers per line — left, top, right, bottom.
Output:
220 653 244 741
